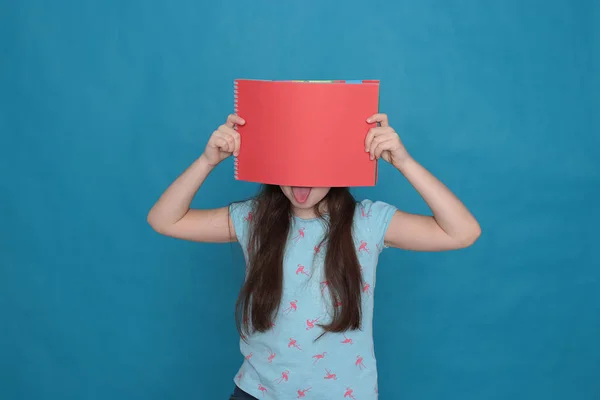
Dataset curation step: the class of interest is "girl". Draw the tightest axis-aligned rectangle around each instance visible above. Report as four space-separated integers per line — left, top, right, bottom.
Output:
148 113 481 399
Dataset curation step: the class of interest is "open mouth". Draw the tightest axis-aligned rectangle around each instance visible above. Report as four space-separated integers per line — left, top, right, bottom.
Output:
291 187 312 203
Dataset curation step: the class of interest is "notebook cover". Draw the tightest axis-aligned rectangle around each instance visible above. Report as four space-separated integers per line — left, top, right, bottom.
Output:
234 79 380 187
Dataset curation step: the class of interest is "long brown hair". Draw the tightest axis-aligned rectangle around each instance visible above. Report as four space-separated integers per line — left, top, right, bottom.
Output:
235 185 363 337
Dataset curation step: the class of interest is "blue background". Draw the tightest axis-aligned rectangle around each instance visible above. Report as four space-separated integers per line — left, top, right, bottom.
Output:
1 1 598 399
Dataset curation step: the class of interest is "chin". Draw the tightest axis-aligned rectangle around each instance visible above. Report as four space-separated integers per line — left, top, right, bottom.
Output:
292 199 320 209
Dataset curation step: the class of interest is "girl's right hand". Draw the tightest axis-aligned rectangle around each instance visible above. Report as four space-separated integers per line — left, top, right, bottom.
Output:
200 114 245 167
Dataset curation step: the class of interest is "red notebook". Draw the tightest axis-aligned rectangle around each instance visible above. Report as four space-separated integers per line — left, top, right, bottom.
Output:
234 79 380 187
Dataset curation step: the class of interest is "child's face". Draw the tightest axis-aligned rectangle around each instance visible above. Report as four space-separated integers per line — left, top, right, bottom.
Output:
279 186 331 210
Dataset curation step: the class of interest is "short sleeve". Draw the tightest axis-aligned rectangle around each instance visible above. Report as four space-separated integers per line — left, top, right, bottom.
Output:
356 199 397 253
229 199 255 248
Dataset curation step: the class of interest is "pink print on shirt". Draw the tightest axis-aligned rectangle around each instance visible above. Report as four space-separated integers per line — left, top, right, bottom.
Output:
360 205 372 218
358 240 370 254
267 348 276 363
320 280 329 294
341 334 353 345
244 212 253 222
314 244 321 254
258 384 268 395
312 352 327 364
283 300 298 314
297 387 312 398
344 387 356 399
305 317 321 330
295 264 310 276
355 355 366 370
288 338 302 350
362 282 373 296
324 369 337 380
292 227 305 242
245 352 253 360
275 370 290 384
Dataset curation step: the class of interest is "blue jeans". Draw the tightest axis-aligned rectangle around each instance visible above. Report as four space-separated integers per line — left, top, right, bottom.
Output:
229 385 257 400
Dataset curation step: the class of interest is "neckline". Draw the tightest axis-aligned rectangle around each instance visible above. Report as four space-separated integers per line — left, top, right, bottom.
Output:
292 214 329 222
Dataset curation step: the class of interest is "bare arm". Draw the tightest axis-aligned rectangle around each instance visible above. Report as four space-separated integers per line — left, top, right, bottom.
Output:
365 113 481 251
147 114 245 242
384 157 481 251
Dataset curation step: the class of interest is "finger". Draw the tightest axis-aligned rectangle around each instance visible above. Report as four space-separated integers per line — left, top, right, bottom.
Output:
218 124 239 137
369 135 386 160
368 131 396 158
365 128 375 152
364 127 391 152
210 137 229 152
366 113 389 127
213 131 235 153
218 127 241 156
231 131 241 156
373 139 395 159
226 114 246 128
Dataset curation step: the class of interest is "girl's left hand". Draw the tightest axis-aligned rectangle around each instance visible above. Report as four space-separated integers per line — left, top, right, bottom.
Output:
365 113 411 168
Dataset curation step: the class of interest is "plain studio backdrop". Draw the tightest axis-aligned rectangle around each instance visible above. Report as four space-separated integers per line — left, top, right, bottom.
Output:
1 1 598 399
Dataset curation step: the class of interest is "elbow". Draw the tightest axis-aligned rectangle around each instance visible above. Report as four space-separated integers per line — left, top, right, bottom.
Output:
147 211 168 235
147 212 159 232
458 223 482 248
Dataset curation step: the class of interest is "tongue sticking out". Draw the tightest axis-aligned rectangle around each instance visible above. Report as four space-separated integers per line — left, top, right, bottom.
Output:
291 187 312 203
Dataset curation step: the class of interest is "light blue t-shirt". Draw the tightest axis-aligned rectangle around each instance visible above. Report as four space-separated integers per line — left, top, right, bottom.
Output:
229 199 397 399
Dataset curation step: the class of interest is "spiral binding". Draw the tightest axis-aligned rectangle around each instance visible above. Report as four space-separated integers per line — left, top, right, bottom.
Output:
233 80 239 180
